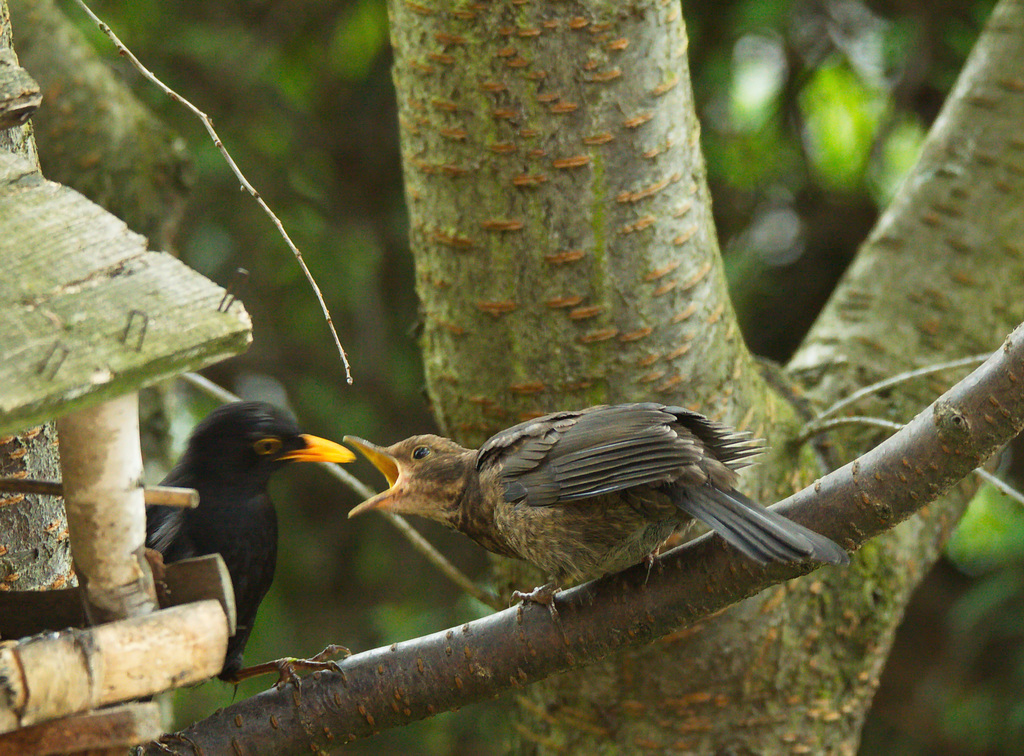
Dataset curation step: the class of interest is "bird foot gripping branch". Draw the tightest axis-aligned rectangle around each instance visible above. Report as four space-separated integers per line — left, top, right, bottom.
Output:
222 644 352 689
346 402 848 609
511 583 560 615
511 582 569 639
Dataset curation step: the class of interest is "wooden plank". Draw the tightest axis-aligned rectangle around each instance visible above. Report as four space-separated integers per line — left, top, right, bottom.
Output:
156 553 237 635
0 587 85 638
0 152 252 436
0 554 237 638
0 601 227 732
0 703 161 756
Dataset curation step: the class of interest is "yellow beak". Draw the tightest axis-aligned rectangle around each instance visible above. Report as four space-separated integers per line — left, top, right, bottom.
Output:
345 436 400 518
279 434 355 464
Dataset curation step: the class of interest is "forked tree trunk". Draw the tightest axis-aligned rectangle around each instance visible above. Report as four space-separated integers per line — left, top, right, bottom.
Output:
391 1 768 439
389 1 1024 752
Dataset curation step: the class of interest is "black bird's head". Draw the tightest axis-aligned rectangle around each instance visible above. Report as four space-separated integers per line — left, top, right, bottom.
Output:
178 402 354 487
345 434 475 525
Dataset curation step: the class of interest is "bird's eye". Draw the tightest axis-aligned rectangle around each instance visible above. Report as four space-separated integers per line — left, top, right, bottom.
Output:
253 437 283 456
412 445 431 460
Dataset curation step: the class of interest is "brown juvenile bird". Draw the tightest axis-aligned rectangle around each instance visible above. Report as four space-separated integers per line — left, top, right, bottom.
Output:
346 403 848 606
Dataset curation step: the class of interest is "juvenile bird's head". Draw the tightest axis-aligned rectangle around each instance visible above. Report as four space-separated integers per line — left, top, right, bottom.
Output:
345 434 475 525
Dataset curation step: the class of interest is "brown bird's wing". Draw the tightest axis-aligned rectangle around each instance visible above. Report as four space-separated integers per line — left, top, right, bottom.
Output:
480 403 848 566
668 408 763 470
664 408 847 564
479 403 712 507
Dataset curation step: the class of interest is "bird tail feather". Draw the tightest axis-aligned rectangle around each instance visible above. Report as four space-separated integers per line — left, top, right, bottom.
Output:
674 487 849 565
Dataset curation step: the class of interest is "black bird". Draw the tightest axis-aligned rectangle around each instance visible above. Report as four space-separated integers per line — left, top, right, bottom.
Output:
147 401 354 681
346 402 848 606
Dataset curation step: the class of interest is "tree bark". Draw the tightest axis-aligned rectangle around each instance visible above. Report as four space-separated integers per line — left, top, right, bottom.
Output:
386 0 1024 753
390 0 767 443
0 0 68 600
56 394 157 623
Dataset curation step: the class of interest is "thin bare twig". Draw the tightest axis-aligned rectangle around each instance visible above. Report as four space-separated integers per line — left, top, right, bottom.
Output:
797 415 905 444
816 354 988 420
178 372 237 405
974 467 1024 508
799 413 1024 508
177 373 503 609
70 0 353 385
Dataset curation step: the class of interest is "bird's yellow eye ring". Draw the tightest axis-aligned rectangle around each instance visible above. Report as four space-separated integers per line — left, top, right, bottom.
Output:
253 437 283 456
412 445 430 460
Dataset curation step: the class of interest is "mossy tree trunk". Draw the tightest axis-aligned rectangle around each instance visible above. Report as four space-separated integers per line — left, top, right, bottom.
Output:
392 1 770 439
389 0 1024 753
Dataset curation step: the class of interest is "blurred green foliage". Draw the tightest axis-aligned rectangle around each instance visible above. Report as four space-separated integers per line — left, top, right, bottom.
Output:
45 0 1012 753
948 485 1024 573
800 62 888 191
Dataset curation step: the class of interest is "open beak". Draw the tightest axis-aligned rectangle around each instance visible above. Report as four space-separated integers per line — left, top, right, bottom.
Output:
345 436 401 518
280 434 356 464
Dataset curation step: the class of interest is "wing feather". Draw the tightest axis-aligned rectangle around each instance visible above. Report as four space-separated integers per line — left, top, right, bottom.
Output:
486 403 713 506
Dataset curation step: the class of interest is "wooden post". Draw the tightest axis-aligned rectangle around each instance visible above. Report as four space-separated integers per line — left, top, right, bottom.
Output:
56 394 157 623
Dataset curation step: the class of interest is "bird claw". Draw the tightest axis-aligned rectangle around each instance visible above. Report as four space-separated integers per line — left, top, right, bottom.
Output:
224 644 352 689
512 584 567 639
306 643 352 665
641 549 661 585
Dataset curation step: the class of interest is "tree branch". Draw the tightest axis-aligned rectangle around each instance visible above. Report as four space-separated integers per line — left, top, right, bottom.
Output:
142 320 1024 754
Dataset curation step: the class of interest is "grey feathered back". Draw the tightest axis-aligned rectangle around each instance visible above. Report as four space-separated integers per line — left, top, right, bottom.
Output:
477 403 761 508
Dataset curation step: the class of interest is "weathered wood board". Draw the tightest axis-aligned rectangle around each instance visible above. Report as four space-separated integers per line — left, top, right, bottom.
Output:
0 152 252 435
0 702 161 756
0 552 238 639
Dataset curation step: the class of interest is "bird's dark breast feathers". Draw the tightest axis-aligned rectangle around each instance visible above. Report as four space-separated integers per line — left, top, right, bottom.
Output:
454 467 681 581
451 474 521 559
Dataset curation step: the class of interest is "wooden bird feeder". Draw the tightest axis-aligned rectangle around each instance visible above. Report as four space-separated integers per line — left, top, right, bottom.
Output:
0 141 252 753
